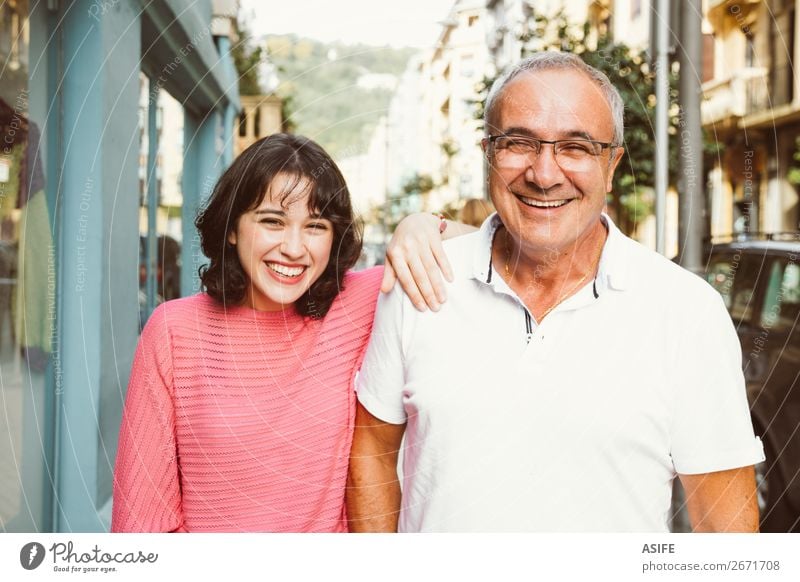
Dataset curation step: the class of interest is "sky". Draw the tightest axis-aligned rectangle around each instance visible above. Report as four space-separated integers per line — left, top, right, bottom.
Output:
240 0 457 48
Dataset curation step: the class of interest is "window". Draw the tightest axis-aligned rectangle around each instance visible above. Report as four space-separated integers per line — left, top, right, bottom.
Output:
139 82 184 330
769 1 795 107
238 111 247 137
461 54 474 77
761 260 800 332
0 0 57 531
702 33 715 83
706 253 762 325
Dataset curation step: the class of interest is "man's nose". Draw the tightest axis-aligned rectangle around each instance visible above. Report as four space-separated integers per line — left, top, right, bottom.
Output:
524 144 565 191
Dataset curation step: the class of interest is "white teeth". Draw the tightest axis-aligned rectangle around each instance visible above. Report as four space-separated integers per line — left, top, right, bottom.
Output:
267 263 305 277
520 197 570 208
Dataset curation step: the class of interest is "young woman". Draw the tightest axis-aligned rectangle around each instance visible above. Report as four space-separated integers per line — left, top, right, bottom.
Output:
111 133 454 532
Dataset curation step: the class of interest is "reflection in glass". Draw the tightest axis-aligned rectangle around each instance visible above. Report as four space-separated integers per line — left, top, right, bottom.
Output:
761 261 800 332
0 0 55 532
138 78 183 329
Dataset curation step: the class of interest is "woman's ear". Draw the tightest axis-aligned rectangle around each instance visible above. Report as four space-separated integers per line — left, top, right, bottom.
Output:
227 229 237 246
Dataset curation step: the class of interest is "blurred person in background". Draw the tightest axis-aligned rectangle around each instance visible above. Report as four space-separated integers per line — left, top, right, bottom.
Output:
459 198 495 228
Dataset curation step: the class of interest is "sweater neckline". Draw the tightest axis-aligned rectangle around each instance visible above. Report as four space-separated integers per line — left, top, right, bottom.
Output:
200 294 307 323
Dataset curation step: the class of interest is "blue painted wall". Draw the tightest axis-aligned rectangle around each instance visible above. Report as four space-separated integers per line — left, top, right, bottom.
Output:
53 0 240 531
57 0 142 532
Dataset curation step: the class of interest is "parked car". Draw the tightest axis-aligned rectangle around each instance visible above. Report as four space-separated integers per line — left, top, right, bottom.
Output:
705 234 800 532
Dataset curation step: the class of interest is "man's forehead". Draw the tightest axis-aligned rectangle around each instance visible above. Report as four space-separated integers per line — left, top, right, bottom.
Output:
494 69 613 134
502 68 601 98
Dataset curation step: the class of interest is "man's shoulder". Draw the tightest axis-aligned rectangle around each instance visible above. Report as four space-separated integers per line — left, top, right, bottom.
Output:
620 235 722 307
442 229 484 254
442 231 486 280
375 232 487 320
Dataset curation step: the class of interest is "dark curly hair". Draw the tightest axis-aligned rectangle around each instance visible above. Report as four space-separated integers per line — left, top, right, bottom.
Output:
195 133 362 318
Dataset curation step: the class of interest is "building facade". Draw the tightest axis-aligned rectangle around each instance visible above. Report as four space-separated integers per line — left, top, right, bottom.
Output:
236 94 283 156
424 0 492 210
0 0 240 532
703 0 800 237
381 0 491 219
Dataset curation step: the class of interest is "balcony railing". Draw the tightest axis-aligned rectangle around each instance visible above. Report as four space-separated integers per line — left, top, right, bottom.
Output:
701 67 768 126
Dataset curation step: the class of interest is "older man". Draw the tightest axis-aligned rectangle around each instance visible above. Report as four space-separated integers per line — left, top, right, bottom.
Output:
347 53 764 532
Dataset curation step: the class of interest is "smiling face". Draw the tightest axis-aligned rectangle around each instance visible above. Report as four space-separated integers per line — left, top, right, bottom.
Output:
228 173 334 312
485 68 624 258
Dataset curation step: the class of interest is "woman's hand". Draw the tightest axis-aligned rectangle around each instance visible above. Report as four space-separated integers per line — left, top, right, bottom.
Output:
381 213 456 312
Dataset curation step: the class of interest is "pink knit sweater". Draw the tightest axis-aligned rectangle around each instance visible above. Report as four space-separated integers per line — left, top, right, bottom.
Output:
111 268 382 532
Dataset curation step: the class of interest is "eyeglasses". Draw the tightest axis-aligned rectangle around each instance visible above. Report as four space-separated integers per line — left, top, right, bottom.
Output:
483 134 616 172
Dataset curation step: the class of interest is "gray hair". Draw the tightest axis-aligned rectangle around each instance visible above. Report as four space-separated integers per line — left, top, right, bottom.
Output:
484 52 625 146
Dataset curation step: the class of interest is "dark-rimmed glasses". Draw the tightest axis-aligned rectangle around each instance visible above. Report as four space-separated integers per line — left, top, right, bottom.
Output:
483 134 616 172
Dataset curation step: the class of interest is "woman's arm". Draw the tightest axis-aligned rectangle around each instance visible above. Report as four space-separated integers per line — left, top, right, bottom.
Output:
382 213 477 311
111 308 184 532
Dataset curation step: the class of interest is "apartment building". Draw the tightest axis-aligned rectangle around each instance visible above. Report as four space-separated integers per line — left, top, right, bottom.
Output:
703 0 799 236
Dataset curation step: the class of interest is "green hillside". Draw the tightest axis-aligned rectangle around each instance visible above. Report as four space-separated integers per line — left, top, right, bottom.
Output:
265 35 415 157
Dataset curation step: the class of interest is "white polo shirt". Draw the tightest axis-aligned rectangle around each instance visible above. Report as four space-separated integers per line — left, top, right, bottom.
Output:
356 213 764 532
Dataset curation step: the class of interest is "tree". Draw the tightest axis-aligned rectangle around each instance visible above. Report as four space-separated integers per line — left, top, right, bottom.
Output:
231 22 297 133
231 19 264 96
376 173 437 232
475 10 690 234
264 35 414 157
401 173 435 196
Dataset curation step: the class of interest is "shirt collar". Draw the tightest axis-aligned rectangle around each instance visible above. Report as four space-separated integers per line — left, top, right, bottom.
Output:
471 211 629 292
596 212 629 292
472 212 503 285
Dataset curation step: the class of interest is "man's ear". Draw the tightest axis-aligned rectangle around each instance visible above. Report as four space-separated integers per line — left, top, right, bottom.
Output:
606 146 625 192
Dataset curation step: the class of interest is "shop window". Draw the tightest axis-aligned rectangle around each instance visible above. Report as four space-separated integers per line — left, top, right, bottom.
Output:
138 79 183 330
0 0 57 531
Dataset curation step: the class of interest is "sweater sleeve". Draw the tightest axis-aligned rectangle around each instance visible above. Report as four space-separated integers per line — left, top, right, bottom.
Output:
111 304 184 532
337 267 384 370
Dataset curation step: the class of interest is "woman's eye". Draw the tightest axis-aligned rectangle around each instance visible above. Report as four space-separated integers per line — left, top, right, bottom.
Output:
259 218 283 226
307 222 329 231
